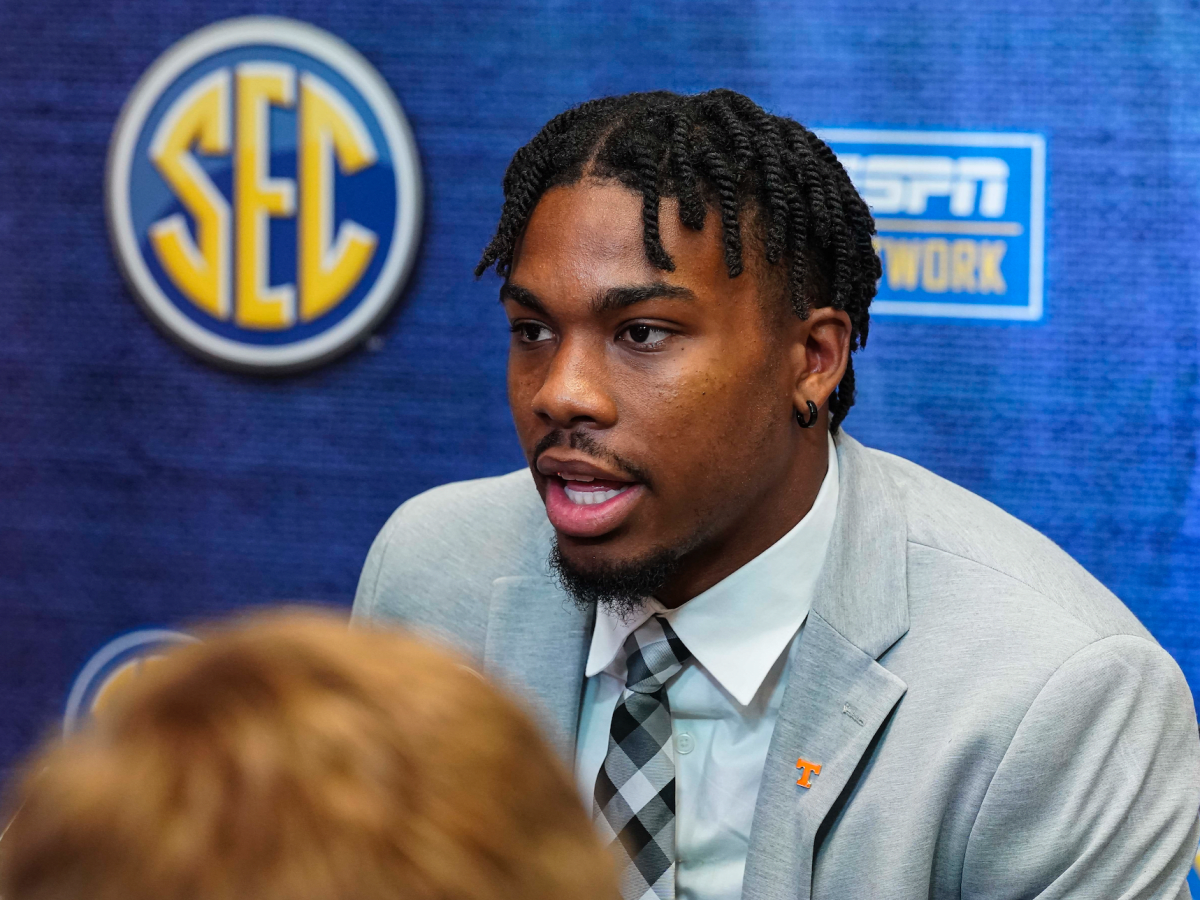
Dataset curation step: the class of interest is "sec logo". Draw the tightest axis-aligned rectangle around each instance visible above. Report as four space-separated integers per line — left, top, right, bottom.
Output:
62 629 197 736
106 17 422 371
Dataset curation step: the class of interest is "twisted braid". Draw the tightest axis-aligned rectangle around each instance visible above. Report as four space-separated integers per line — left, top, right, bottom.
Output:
698 141 745 278
476 90 880 431
727 94 789 265
636 144 674 272
670 111 706 231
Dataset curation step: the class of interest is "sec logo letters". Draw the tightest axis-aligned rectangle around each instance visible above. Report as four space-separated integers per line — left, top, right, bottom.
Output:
107 17 422 371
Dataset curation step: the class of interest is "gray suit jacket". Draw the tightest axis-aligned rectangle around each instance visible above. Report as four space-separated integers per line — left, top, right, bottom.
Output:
353 433 1200 900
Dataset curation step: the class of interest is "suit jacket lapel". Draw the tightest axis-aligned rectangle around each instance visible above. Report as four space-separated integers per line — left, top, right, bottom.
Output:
483 574 593 764
742 433 911 900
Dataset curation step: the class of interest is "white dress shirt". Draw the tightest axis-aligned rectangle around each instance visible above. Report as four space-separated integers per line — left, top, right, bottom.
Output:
575 434 839 900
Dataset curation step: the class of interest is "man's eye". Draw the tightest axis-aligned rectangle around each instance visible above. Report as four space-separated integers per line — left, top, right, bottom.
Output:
619 324 671 346
512 322 553 343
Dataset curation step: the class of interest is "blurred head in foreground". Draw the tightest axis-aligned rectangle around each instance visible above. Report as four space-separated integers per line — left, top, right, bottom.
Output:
0 609 617 900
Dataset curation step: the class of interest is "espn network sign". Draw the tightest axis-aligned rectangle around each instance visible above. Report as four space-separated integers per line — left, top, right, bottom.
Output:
820 130 1046 321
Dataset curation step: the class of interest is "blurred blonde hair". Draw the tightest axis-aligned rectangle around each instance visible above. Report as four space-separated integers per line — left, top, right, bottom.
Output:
0 609 617 900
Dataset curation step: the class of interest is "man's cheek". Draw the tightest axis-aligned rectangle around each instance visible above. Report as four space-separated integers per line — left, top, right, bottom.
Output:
508 385 540 430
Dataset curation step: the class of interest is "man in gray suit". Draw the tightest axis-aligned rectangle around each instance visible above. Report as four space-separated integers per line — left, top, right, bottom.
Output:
354 90 1200 900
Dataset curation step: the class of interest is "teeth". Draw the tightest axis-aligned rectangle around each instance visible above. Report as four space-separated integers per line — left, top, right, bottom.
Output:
560 473 595 482
564 486 626 506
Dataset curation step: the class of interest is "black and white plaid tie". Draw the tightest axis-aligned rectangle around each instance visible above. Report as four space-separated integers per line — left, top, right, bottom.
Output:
594 616 691 900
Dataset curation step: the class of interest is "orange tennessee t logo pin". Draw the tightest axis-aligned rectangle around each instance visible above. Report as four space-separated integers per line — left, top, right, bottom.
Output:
796 758 822 788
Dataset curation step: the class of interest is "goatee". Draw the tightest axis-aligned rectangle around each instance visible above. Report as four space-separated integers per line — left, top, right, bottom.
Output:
549 541 682 621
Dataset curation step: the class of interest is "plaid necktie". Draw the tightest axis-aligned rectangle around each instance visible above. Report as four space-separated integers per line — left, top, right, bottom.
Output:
594 616 691 900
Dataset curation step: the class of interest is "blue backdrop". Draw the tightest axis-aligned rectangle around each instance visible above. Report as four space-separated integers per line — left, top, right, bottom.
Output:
3 0 1200 780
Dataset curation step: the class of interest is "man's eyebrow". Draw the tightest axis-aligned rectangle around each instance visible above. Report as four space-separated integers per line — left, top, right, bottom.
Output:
498 283 548 315
592 282 696 314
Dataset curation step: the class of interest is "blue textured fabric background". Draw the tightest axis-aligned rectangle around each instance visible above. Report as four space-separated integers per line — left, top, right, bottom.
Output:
2 0 1199 779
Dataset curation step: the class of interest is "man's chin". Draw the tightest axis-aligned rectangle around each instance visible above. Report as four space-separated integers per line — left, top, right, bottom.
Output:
549 540 681 622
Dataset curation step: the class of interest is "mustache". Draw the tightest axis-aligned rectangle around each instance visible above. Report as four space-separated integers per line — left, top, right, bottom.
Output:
531 430 651 486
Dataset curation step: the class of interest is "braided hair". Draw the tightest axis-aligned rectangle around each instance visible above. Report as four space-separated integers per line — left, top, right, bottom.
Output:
476 89 881 432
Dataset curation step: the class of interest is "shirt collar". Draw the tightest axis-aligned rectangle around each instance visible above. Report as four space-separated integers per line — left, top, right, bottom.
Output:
585 432 840 706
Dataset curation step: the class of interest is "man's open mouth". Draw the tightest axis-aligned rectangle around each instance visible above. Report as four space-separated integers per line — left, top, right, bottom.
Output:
559 474 633 506
534 449 648 538
544 477 645 538
532 462 642 538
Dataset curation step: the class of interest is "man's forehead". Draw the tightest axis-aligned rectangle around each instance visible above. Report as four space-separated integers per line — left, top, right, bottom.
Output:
512 179 732 298
518 181 651 269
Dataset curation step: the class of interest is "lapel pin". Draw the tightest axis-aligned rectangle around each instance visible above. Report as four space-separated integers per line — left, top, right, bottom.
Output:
796 758 822 788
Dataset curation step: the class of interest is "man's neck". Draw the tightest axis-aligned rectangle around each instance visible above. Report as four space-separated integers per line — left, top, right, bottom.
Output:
654 433 831 609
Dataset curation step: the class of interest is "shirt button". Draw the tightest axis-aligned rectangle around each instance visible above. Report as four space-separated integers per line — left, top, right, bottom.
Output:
676 732 695 755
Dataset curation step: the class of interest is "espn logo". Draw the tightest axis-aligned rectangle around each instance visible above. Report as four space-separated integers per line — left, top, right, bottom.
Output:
839 155 1010 219
821 130 1046 322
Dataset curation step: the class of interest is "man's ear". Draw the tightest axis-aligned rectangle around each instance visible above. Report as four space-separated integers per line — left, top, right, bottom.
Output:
786 307 852 417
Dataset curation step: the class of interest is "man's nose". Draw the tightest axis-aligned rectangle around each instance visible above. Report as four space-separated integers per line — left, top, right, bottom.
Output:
529 338 617 429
